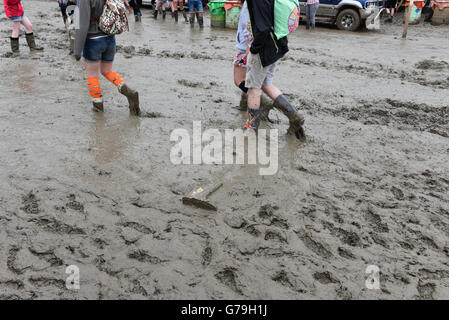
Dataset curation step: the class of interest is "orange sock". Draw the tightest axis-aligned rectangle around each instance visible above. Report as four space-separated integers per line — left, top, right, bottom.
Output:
104 71 124 87
87 77 102 99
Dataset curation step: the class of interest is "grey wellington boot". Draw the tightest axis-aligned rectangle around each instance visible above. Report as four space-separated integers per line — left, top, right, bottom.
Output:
118 83 141 116
273 94 305 140
25 33 44 51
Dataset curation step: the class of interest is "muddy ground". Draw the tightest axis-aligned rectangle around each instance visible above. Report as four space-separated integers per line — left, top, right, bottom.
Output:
0 1 448 300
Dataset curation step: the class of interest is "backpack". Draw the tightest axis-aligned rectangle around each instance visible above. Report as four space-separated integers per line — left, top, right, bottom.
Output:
274 0 300 40
97 0 129 35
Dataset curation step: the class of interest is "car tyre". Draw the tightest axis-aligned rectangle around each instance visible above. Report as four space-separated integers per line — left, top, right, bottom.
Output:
336 9 361 31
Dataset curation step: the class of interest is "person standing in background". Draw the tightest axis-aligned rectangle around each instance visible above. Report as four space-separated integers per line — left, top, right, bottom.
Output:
306 0 319 29
4 0 44 55
172 0 188 22
385 0 398 22
129 0 143 22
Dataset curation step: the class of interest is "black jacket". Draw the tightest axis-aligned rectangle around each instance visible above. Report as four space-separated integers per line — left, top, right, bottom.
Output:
247 0 289 67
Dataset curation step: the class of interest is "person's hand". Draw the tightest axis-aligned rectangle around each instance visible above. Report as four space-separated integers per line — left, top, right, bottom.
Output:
74 54 81 61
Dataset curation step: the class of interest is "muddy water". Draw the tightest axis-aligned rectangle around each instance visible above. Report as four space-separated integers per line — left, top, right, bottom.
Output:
0 1 449 299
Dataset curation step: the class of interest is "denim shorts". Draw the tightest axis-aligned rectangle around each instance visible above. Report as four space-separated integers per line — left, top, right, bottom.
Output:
189 0 203 13
9 15 24 22
83 35 116 63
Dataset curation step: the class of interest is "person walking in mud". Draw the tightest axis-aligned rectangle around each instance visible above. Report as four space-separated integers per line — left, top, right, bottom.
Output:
129 0 143 22
74 0 141 116
245 0 305 139
4 0 44 55
188 0 204 27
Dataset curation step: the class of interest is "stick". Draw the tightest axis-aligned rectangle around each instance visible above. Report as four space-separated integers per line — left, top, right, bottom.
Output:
402 0 414 38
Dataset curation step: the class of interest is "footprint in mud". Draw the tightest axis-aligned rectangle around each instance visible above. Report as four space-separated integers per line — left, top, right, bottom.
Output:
21 191 39 214
416 281 436 300
391 186 405 201
365 206 389 233
258 204 289 230
139 111 164 119
177 79 218 90
415 59 448 70
272 270 307 293
264 229 288 243
128 250 168 264
338 247 356 260
313 271 340 285
215 268 242 295
28 276 66 290
66 194 84 212
322 222 362 247
296 231 332 259
31 217 86 235
201 247 213 266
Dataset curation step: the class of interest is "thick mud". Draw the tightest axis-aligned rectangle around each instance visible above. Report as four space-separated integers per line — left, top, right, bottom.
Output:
0 1 448 299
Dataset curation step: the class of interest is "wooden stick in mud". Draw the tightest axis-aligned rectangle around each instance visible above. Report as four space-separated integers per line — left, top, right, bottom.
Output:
402 0 414 38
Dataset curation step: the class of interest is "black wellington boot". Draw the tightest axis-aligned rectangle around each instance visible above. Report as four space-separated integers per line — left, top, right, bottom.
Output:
92 99 104 112
196 12 203 27
10 37 20 56
153 9 158 19
174 10 179 22
162 10 166 19
273 94 305 140
183 10 188 22
189 16 194 28
25 33 44 51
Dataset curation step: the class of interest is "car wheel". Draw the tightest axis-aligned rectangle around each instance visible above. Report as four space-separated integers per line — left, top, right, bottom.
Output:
336 9 361 31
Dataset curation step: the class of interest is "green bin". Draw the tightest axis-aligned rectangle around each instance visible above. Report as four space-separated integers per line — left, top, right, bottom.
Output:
225 6 240 29
209 1 226 28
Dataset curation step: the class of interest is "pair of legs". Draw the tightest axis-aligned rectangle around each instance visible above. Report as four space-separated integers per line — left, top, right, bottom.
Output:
385 1 397 19
11 16 33 38
306 3 319 29
10 16 43 53
189 0 204 26
244 53 305 139
171 0 188 22
129 0 143 18
82 36 140 115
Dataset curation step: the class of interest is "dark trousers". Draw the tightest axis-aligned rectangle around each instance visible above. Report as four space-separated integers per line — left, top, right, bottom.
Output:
129 0 142 16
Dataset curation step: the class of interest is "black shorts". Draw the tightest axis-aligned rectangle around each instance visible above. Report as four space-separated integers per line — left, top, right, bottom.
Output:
385 0 398 9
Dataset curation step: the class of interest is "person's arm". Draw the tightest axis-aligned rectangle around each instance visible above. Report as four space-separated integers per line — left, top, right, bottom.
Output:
74 0 91 60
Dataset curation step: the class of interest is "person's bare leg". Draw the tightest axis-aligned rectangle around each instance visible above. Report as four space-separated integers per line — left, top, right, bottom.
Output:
234 65 246 88
11 21 21 38
262 85 282 101
234 65 248 110
84 61 103 111
100 62 113 76
20 16 33 33
85 61 100 78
